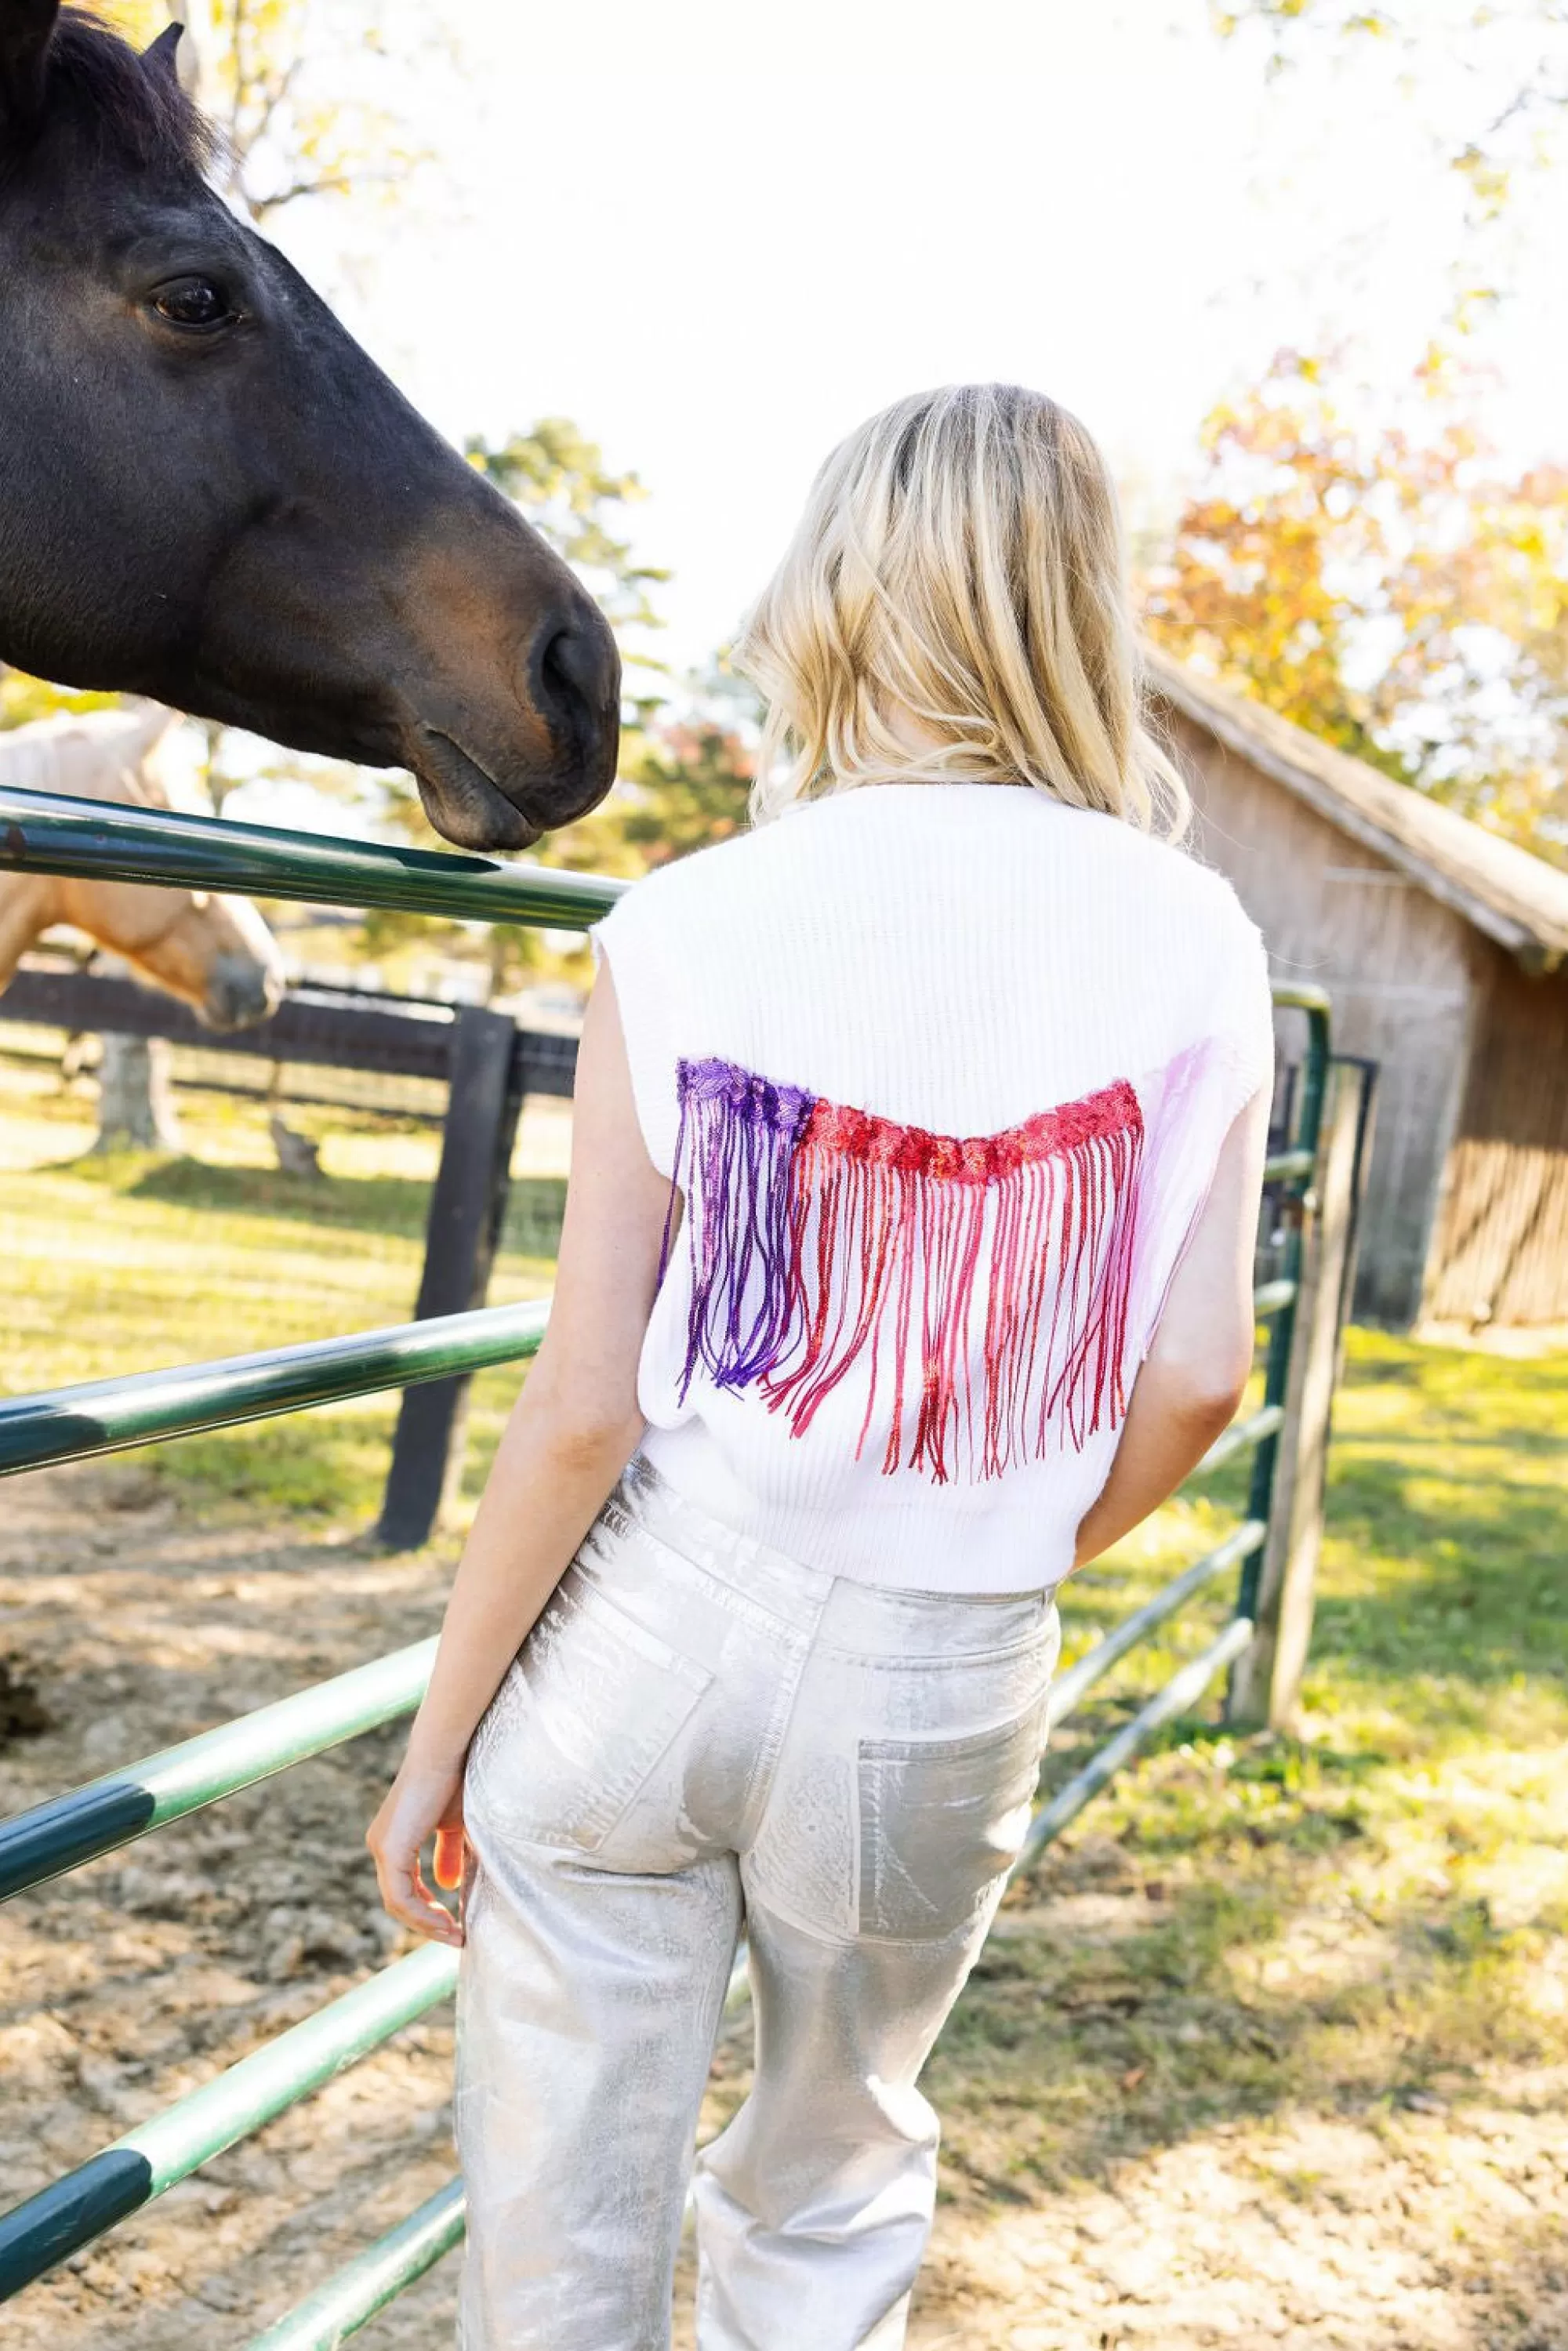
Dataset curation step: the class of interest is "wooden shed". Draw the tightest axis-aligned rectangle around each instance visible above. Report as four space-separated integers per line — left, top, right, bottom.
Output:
1147 650 1568 1329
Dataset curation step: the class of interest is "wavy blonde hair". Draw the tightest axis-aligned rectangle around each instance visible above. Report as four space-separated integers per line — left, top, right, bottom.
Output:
738 383 1188 836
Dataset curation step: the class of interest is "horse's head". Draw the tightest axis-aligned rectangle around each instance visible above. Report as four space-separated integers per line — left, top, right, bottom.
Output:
96 871 287 1031
0 5 620 851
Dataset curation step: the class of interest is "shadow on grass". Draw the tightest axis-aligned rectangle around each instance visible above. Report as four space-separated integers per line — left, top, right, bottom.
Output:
935 1841 1558 2192
125 1155 436 1236
1310 1464 1563 1712
114 1156 568 1261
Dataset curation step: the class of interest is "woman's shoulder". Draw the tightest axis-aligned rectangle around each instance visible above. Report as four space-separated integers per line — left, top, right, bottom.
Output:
599 790 1265 978
1052 804 1262 938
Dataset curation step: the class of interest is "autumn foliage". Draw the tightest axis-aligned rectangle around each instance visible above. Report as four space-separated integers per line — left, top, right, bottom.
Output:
1144 350 1568 868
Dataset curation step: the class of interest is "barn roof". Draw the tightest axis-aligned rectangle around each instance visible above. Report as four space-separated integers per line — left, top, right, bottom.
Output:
1147 648 1568 974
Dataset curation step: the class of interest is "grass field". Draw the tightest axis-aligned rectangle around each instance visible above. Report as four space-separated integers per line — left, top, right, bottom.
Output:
0 1058 567 1518
2 1067 1565 2346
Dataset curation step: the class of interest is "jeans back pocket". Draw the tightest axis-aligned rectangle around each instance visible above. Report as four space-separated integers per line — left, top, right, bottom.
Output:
858 1698 1048 1941
468 1570 713 1854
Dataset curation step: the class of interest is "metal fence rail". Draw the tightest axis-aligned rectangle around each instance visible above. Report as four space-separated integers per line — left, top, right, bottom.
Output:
0 1639 438 1903
1019 1615 1258 1870
0 1946 458 2299
0 789 1338 2334
246 2179 467 2351
0 1301 548 1479
0 787 627 927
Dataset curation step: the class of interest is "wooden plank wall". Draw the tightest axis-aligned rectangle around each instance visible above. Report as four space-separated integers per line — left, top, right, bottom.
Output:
1424 957 1568 1326
1161 706 1484 1326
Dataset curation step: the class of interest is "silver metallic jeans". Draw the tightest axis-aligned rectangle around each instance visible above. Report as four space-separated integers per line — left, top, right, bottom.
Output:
456 1453 1059 2350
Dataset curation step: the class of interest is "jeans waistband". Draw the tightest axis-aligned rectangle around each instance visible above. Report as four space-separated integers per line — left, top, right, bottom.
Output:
615 1451 1054 1654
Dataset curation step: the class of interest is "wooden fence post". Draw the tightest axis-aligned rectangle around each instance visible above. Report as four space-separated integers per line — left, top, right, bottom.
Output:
1228 1059 1369 1732
376 1007 524 1550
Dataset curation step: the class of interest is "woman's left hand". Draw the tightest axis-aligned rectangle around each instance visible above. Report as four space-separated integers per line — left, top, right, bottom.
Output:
366 1754 468 1948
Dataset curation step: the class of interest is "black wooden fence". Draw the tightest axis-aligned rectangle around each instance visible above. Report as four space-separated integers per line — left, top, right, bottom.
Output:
0 963 579 1545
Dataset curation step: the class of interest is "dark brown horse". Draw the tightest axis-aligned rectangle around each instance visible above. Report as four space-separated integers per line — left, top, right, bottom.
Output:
0 4 620 851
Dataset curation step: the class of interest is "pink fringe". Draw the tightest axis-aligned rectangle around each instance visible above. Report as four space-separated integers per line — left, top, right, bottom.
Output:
670 1057 1145 1486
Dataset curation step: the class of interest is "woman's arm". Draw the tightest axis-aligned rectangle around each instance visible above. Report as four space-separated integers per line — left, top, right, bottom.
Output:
1072 1080 1272 1571
366 964 669 1944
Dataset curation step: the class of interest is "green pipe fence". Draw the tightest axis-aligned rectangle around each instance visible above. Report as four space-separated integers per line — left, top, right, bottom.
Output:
0 791 1336 2331
0 1301 548 1480
1044 1518 1265 1730
0 1638 437 1903
246 2179 467 2351
1018 1614 1258 1872
0 1946 459 2300
1240 986 1332 1627
0 786 628 927
0 1294 1290 1488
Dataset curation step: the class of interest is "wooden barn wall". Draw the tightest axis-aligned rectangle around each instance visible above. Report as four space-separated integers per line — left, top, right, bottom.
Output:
1163 709 1482 1326
1424 957 1568 1325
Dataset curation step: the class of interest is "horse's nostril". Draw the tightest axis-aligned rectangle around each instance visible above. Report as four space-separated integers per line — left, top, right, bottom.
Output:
539 622 618 729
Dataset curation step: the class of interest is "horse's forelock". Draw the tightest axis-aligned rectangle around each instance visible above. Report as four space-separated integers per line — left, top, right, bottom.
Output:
42 9 216 178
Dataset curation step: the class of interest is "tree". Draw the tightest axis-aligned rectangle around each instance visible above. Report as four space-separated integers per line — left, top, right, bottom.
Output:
467 424 669 670
610 719 756 868
1210 2 1568 254
162 0 440 223
1144 347 1568 865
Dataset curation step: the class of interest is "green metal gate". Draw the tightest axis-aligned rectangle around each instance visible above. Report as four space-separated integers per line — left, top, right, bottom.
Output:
0 782 1334 2339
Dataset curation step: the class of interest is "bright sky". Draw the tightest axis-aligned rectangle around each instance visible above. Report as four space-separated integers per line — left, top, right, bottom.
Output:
274 0 1568 684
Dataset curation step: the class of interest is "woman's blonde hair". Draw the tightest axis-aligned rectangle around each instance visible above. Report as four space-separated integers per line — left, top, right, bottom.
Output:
738 383 1188 836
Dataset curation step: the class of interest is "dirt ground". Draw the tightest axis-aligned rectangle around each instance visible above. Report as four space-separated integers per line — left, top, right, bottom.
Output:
2 1460 1564 2351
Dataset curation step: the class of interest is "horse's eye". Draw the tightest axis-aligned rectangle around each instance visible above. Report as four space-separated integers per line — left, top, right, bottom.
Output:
151 277 235 330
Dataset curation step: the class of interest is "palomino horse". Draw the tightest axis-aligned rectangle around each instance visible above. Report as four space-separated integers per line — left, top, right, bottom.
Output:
0 706 284 1028
0 5 619 852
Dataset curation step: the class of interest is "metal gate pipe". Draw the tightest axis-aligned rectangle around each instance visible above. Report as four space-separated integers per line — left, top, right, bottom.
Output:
0 1300 548 1478
1239 993 1333 1624
1263 1148 1313 1183
245 2177 466 2351
0 1290 1294 1487
1017 1615 1256 1874
1045 1519 1265 1732
0 789 624 928
1192 1402 1283 1478
0 1639 437 1905
0 1944 459 2301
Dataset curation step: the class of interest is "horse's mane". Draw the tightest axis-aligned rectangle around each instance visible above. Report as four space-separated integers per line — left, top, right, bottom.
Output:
42 10 216 177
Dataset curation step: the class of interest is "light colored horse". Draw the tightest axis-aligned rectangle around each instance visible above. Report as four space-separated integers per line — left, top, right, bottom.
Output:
0 705 284 1029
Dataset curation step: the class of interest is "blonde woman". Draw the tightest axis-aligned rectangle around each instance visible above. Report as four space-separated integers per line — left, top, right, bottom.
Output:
368 383 1274 2350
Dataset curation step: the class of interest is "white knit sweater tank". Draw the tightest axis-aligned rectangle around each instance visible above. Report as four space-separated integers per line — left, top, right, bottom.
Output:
593 782 1273 1594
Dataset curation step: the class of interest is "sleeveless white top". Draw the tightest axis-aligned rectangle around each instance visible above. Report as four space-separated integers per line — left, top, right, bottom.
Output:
593 782 1273 1594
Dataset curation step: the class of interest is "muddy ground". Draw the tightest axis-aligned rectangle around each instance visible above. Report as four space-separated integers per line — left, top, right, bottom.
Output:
2 1460 1564 2351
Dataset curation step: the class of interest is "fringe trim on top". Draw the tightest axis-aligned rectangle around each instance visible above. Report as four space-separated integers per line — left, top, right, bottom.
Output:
664 1055 1145 1485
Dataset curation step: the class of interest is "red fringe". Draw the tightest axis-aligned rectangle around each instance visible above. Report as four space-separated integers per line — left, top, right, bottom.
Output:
760 1079 1144 1483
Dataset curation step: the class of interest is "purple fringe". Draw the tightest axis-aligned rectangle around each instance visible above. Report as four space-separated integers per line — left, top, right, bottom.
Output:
667 1056 816 1396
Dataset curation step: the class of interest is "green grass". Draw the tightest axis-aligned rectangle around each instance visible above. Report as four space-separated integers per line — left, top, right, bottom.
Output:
0 1068 565 1521
934 1330 1568 2193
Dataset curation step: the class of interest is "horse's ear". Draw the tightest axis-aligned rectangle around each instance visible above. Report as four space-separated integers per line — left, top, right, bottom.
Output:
140 20 183 94
0 0 60 139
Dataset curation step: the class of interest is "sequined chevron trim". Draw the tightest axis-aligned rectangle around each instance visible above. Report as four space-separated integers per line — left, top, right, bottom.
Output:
662 1055 1145 1484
